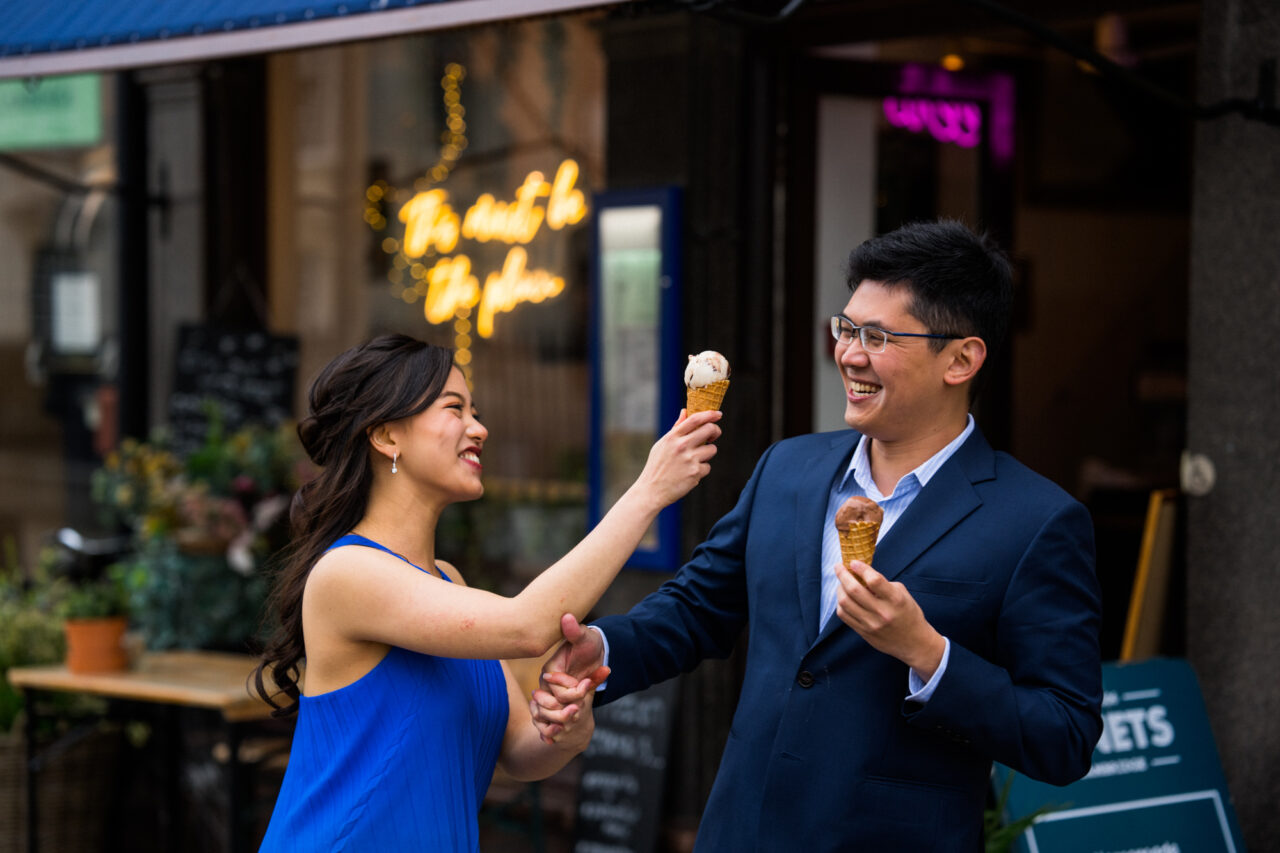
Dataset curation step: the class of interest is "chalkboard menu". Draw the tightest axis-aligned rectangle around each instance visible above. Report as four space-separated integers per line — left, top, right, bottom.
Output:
169 325 299 454
573 678 678 853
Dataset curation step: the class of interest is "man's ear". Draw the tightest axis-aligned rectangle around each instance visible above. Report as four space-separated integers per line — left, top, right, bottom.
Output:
366 423 399 463
943 337 987 388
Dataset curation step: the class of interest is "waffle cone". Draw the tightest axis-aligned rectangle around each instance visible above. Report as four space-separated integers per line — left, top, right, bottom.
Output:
686 379 730 413
837 521 879 565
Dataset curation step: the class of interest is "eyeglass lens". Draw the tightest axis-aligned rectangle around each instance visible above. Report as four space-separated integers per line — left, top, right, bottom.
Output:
831 317 887 352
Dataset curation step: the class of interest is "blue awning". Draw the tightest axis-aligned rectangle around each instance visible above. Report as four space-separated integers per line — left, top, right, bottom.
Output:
0 0 623 79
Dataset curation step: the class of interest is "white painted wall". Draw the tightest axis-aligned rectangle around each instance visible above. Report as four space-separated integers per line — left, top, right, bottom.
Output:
812 95 878 433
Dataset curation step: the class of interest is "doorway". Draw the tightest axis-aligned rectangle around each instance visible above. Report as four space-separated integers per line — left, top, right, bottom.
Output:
783 58 1016 444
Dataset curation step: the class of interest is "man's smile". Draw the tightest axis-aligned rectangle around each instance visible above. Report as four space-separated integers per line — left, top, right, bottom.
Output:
847 379 882 398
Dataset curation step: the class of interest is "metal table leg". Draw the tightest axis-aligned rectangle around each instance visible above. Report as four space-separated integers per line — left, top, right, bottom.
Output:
165 704 183 853
24 692 39 853
227 720 246 853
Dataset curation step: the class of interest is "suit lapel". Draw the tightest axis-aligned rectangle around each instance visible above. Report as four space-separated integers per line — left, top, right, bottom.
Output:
794 432 859 646
811 426 998 648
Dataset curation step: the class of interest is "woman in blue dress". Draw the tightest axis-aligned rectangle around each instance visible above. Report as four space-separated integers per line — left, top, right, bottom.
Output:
253 334 720 851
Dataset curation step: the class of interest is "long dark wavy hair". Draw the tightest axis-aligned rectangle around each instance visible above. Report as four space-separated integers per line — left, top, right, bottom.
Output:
252 334 455 715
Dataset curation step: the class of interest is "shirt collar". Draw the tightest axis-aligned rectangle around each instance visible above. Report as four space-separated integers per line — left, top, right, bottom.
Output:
838 414 975 498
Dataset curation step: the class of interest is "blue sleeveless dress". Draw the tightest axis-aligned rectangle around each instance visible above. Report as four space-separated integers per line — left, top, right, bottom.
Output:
258 534 507 852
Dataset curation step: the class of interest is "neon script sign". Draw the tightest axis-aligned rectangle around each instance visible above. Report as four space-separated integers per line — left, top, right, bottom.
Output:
883 96 982 149
396 159 587 338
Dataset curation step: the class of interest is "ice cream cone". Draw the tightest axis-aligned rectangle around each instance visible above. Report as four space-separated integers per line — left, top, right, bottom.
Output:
686 379 730 414
837 521 879 566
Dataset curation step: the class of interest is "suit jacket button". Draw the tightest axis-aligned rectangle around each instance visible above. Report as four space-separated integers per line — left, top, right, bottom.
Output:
797 671 815 688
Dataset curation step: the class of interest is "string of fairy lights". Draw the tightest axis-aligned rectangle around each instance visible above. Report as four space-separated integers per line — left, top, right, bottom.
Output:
363 62 476 384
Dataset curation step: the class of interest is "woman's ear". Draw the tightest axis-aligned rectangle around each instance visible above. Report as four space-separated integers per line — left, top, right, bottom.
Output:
366 423 399 463
943 337 987 388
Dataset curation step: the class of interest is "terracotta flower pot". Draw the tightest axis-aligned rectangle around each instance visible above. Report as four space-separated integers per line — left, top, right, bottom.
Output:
63 617 130 674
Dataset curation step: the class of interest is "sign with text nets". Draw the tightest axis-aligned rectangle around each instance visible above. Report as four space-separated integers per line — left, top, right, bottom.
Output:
993 658 1246 853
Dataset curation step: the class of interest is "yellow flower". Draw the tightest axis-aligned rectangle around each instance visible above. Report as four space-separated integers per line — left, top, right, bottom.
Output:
141 514 168 538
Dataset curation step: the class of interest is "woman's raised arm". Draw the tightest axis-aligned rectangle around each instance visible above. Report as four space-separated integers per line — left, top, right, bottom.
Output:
305 409 721 661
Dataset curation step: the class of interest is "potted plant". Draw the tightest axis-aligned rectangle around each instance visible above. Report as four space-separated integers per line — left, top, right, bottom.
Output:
56 566 132 674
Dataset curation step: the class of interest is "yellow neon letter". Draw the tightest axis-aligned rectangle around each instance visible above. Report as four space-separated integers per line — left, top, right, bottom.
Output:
460 172 551 245
424 255 480 324
476 247 566 338
546 160 586 229
399 189 460 257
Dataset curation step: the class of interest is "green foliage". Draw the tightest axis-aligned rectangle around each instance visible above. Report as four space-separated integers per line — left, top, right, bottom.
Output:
55 564 131 621
89 411 315 652
0 543 68 733
91 414 314 553
983 772 1065 853
116 537 269 651
91 436 184 539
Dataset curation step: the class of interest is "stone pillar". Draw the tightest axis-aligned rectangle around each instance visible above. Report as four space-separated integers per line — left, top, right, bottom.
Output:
1187 2 1280 847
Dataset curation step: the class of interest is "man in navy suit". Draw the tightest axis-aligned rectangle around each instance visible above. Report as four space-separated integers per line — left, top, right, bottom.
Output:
536 220 1103 851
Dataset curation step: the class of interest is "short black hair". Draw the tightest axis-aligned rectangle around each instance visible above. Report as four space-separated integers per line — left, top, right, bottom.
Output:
846 219 1013 359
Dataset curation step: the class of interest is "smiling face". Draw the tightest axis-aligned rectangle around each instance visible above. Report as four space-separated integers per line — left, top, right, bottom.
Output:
394 367 488 504
835 281 967 446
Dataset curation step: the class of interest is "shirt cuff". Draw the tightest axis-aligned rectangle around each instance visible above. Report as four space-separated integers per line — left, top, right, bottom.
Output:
590 625 610 691
906 636 950 703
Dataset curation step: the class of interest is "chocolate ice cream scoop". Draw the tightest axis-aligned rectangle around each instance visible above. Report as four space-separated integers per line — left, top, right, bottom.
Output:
835 495 883 528
834 496 882 569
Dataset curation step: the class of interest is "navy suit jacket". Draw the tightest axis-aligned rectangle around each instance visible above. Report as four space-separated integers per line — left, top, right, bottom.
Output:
595 426 1103 852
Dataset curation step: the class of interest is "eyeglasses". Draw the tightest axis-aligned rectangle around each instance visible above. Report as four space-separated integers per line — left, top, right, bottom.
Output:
829 315 962 354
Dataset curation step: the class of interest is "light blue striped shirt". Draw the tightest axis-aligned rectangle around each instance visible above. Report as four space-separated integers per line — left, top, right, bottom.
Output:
819 415 974 702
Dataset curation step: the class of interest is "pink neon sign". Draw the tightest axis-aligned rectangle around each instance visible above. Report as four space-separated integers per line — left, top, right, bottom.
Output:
883 96 983 149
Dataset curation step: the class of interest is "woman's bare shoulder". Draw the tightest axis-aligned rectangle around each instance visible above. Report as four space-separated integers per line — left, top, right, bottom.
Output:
305 543 414 596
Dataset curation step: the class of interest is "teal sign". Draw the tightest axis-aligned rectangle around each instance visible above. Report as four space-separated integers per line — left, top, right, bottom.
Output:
0 74 101 150
994 658 1246 853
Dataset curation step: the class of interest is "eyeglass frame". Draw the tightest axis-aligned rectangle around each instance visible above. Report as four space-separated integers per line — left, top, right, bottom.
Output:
830 314 963 354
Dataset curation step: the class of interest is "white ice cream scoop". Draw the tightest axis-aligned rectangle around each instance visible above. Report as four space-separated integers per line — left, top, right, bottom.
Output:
684 351 730 388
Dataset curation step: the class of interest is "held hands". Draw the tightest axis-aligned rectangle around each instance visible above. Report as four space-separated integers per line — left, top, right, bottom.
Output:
633 409 722 511
529 668 606 749
531 614 606 745
834 561 946 681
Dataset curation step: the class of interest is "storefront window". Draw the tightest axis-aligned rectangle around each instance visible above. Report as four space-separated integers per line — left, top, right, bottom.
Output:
277 14 605 592
0 74 120 569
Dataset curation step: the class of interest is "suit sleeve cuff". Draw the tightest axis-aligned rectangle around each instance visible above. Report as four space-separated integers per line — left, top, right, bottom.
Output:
906 636 950 702
591 624 610 691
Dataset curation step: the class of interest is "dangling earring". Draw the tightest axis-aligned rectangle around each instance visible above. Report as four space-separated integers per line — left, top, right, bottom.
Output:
391 452 398 474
